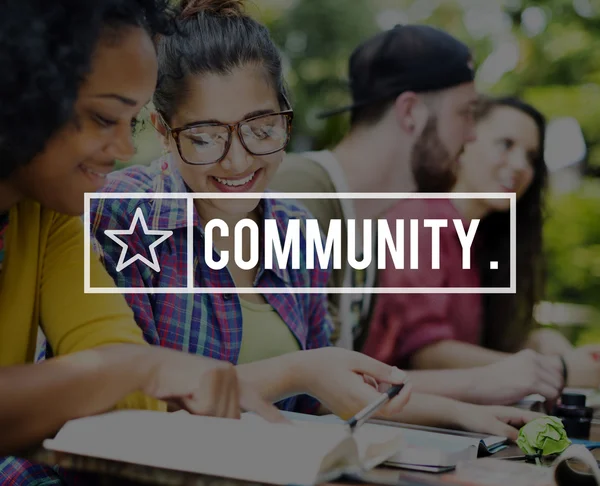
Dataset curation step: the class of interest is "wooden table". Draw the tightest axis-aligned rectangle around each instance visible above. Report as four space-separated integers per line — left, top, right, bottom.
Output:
30 422 600 486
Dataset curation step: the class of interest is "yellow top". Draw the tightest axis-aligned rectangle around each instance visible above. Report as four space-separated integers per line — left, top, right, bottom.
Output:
237 298 301 364
0 199 163 411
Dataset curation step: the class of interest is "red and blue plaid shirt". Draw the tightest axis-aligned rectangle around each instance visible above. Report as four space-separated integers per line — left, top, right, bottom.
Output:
89 157 333 413
0 458 60 486
0 458 96 486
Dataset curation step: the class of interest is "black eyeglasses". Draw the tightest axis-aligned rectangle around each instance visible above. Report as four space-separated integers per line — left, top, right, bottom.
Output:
159 101 294 166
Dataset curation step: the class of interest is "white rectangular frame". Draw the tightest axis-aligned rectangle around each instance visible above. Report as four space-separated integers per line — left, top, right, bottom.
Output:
84 192 516 294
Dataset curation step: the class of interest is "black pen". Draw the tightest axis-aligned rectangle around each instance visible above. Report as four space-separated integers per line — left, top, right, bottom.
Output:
346 384 405 433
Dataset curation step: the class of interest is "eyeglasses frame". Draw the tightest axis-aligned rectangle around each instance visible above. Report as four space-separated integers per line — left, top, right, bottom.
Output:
158 97 294 166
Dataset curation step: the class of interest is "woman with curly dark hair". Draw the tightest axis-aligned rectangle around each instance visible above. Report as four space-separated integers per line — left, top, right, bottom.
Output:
0 0 280 479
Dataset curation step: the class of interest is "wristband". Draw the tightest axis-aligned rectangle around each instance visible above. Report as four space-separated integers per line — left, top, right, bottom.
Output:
559 356 568 386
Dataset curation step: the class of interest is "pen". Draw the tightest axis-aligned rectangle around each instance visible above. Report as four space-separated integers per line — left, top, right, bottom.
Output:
346 384 405 433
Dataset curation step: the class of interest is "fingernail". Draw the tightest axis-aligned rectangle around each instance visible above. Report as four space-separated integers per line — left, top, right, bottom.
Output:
391 367 407 383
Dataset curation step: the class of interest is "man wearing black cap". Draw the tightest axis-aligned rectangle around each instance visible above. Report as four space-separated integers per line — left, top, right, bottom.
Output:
271 25 565 409
272 24 478 349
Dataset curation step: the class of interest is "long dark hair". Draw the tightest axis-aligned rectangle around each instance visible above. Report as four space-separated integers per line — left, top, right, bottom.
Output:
153 0 288 123
476 96 548 352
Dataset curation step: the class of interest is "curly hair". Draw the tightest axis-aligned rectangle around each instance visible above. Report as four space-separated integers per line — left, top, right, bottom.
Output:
475 96 548 353
0 0 174 179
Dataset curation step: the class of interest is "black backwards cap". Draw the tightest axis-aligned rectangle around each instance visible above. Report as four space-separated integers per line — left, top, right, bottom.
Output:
318 24 475 119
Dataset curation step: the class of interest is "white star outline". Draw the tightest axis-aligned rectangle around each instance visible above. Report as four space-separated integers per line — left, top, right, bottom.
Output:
103 207 173 273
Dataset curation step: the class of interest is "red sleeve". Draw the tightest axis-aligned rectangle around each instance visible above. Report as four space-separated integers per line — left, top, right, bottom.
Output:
364 213 456 367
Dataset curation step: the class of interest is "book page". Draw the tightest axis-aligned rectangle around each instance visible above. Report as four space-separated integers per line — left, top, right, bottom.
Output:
276 412 487 467
273 418 404 469
369 419 506 450
242 413 403 469
44 410 357 485
372 425 478 468
282 417 478 468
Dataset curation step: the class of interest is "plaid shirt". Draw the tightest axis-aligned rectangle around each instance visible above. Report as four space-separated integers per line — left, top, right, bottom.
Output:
0 458 61 486
0 458 96 486
90 157 333 413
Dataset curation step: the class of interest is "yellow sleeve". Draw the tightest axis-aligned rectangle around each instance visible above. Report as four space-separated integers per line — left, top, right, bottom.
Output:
39 211 165 412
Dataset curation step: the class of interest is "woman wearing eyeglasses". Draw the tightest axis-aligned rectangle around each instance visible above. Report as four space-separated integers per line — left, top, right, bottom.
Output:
0 0 297 483
89 0 415 420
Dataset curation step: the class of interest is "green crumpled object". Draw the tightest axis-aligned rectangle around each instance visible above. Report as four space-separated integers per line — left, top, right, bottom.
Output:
517 416 572 456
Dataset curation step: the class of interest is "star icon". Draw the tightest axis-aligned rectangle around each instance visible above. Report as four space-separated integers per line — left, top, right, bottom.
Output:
104 207 173 273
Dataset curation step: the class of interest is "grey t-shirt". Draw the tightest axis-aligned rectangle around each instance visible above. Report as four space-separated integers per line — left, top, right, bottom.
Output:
270 150 377 350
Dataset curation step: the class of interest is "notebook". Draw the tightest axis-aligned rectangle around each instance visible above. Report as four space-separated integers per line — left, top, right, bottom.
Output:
370 420 508 456
43 410 405 486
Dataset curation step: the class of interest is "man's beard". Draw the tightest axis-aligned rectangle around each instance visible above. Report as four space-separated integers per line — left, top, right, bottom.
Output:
410 117 461 192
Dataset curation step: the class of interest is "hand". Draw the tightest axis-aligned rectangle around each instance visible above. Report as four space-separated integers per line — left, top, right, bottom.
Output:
141 347 285 422
562 345 600 388
467 350 563 406
525 329 574 356
293 348 412 420
454 403 544 441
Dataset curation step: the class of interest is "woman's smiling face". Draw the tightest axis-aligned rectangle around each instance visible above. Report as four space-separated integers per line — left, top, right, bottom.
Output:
164 64 289 219
458 105 539 212
6 27 158 216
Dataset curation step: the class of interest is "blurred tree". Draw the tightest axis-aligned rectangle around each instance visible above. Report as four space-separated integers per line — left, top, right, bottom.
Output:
266 0 378 151
544 181 600 306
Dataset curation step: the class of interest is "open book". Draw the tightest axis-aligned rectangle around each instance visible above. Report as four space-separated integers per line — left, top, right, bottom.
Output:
371 419 507 471
284 412 506 472
43 410 404 485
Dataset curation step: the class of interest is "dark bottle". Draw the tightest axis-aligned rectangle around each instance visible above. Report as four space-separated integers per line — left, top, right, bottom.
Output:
553 393 593 440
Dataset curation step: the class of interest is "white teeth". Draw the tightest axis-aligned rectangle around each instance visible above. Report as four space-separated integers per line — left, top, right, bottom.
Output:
214 172 255 187
81 166 108 179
